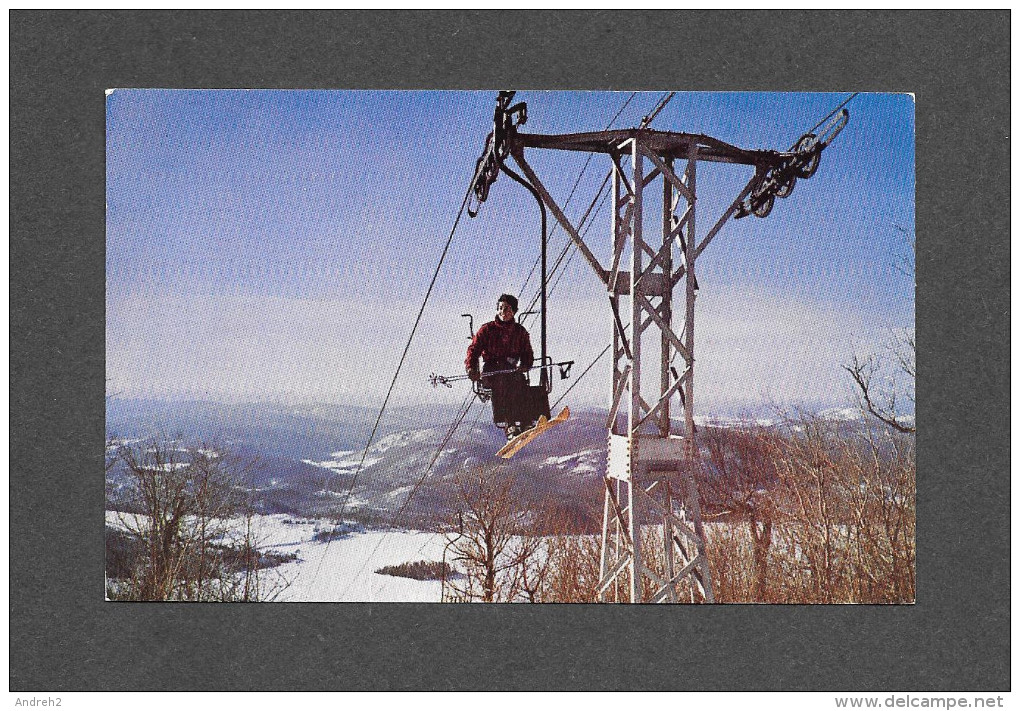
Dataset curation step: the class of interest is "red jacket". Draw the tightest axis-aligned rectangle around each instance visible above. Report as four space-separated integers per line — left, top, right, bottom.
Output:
465 318 534 374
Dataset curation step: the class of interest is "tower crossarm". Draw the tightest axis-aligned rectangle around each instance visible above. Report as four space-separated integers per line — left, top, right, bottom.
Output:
514 129 786 168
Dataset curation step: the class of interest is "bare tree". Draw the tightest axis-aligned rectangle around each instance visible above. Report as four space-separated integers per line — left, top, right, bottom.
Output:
844 339 915 434
701 425 782 601
504 533 548 603
846 226 915 434
107 438 285 601
113 440 193 600
442 465 525 602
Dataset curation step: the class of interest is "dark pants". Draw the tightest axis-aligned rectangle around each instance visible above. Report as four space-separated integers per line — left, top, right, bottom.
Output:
483 371 528 427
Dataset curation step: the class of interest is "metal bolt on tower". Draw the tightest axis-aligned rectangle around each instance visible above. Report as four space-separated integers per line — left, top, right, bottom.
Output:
471 92 848 602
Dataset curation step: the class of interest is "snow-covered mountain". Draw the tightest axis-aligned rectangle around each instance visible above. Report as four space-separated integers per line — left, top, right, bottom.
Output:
106 399 898 533
106 399 608 531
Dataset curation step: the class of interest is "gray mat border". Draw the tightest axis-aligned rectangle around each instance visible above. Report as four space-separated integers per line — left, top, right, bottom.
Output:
9 10 1010 691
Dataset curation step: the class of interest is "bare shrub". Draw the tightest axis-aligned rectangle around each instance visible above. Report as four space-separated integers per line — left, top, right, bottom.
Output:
440 464 606 603
704 523 759 603
689 416 914 604
769 413 915 603
701 425 782 600
106 438 288 601
376 560 453 581
435 412 913 605
535 529 602 603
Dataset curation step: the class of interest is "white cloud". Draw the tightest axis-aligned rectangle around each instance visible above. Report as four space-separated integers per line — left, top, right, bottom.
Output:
107 284 912 412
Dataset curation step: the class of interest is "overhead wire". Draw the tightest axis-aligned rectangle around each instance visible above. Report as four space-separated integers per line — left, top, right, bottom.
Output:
640 91 676 129
510 90 862 596
439 91 656 590
538 160 633 414
661 92 867 370
342 91 649 598
520 90 674 330
805 92 859 137
518 177 607 329
520 91 675 360
553 342 612 411
305 166 481 589
329 185 473 518
323 97 624 596
366 390 492 598
533 174 613 316
303 391 478 598
347 90 859 599
313 91 677 598
519 91 676 539
342 387 480 599
516 92 638 301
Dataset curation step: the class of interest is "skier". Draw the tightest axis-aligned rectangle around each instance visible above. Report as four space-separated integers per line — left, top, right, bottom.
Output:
465 294 534 439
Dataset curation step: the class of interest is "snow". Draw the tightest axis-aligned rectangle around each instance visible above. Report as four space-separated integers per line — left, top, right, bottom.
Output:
302 454 381 474
312 490 367 508
694 414 758 428
371 428 440 453
255 516 449 602
106 510 146 531
541 448 602 476
818 407 866 422
153 462 189 472
106 510 451 602
107 437 141 448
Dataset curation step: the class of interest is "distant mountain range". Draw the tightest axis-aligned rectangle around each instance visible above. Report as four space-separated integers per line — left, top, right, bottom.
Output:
106 399 611 530
106 398 894 533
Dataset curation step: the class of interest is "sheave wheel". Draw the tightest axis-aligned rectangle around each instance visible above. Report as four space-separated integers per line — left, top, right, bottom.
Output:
751 192 775 218
794 134 821 179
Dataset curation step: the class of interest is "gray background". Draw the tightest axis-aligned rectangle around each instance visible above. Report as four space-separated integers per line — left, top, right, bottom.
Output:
10 10 1010 691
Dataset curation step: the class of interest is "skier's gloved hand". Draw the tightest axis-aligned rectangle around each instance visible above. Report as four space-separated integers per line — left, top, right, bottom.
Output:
467 367 480 382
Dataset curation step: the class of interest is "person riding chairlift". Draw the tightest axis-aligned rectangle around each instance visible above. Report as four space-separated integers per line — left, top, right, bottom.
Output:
465 294 534 440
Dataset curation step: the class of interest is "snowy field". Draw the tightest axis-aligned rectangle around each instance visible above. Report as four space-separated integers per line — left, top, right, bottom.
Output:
107 511 450 603
266 519 449 602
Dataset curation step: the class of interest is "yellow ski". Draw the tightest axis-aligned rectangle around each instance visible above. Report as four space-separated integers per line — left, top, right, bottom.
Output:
496 407 570 459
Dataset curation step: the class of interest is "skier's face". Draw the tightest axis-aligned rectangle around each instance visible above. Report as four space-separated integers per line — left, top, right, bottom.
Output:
497 300 515 322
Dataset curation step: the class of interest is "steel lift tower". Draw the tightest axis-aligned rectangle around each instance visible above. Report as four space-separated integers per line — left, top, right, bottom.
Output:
470 92 848 603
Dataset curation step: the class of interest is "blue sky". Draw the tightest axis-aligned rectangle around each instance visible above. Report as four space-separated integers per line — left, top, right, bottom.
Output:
107 90 914 411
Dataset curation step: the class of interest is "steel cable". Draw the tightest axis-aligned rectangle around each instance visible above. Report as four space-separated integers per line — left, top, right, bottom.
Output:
308 91 671 599
804 92 859 138
340 388 479 599
516 92 638 300
305 169 480 589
